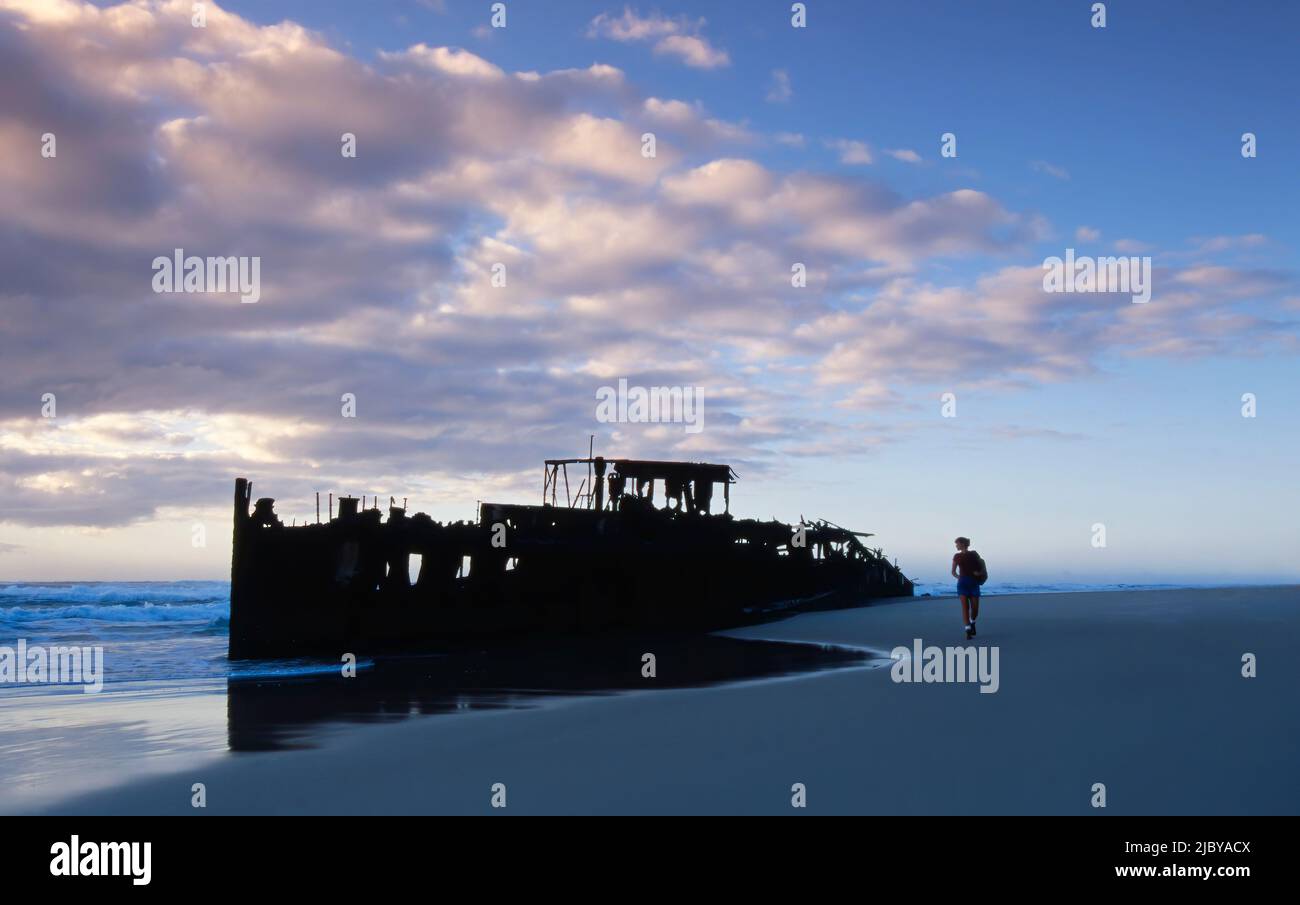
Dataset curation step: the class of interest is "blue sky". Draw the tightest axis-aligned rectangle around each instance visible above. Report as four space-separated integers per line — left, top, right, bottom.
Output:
0 0 1296 584
227 0 1300 244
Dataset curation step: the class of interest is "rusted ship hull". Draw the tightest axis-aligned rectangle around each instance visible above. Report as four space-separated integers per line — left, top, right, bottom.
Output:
229 462 913 660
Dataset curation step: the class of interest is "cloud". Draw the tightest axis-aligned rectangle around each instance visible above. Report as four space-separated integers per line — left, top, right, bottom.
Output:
641 97 753 145
1188 234 1268 254
379 44 504 80
885 148 921 164
988 426 1087 442
766 69 792 103
1076 226 1100 242
0 0 1292 533
826 138 873 165
588 7 730 68
543 113 675 185
802 262 1296 401
653 34 729 69
1030 159 1070 180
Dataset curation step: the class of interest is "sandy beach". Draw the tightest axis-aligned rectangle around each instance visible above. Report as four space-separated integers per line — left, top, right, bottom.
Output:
29 586 1300 816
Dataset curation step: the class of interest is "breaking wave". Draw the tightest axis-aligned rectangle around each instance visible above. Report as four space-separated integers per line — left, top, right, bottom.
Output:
0 601 228 624
0 581 362 685
0 581 228 606
0 582 229 630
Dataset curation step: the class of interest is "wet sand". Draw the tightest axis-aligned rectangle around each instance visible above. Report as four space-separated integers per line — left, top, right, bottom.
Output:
31 586 1300 815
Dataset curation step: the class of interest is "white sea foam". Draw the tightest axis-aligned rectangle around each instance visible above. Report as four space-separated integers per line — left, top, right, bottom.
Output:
0 601 228 624
0 582 228 606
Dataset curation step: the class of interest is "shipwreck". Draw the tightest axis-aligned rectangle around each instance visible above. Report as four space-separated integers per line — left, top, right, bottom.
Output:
228 456 913 659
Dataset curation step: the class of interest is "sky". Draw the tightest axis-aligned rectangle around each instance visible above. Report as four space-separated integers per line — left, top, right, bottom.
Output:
0 0 1297 585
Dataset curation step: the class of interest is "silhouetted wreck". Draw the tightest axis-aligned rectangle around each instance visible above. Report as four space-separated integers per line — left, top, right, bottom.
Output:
229 456 913 659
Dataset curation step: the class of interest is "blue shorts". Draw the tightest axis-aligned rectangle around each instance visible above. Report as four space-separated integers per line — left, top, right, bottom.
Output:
956 576 981 598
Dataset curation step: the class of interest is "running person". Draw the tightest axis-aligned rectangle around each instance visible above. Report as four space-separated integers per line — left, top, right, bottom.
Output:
951 537 984 639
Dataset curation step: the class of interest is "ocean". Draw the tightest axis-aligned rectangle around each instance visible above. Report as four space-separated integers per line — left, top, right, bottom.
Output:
0 580 1288 814
0 581 357 687
0 579 880 809
0 579 1214 687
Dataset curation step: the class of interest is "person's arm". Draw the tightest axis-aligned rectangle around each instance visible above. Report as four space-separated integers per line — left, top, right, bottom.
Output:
951 554 959 578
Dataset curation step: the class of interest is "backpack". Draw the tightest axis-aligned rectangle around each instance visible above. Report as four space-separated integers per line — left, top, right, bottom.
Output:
975 554 988 586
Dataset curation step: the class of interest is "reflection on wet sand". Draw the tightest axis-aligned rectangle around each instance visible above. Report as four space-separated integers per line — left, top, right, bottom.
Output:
228 633 879 751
